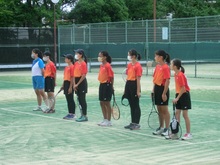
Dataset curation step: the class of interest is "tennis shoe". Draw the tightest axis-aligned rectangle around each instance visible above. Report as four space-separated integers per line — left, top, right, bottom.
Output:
100 120 110 126
124 123 133 129
182 133 192 140
33 106 42 111
153 127 164 135
130 123 140 130
107 120 112 126
44 109 55 113
63 114 76 120
76 116 88 122
98 119 107 126
165 133 179 140
161 128 170 136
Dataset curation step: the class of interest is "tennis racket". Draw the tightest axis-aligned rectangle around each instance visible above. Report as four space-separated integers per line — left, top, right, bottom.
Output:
121 68 127 82
75 91 83 116
49 88 63 109
147 93 160 130
111 91 120 120
170 104 182 139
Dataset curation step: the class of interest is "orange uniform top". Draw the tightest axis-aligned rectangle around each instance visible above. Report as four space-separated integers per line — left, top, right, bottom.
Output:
74 61 87 78
126 62 142 81
98 62 114 83
44 61 56 78
64 64 74 81
153 64 170 86
175 71 190 93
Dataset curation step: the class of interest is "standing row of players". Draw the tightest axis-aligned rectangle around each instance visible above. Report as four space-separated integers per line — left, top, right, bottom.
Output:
31 48 192 140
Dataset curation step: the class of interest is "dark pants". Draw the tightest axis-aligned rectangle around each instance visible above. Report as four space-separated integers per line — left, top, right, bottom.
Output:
64 81 75 114
124 80 141 124
75 77 87 116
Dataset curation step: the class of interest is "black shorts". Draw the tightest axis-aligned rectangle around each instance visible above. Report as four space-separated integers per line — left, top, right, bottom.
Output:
75 77 88 94
154 84 169 106
176 92 191 110
99 83 113 101
45 77 55 92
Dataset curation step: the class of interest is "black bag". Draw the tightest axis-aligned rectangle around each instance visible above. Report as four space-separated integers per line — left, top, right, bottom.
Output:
170 118 179 134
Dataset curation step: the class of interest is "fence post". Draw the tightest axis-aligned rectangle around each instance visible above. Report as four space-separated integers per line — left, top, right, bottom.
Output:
195 17 198 42
145 20 149 76
89 24 91 44
106 22 108 44
125 21 127 43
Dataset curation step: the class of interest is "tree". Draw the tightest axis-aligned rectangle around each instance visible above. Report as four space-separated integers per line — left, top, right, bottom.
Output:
156 0 219 19
125 0 153 20
68 0 129 24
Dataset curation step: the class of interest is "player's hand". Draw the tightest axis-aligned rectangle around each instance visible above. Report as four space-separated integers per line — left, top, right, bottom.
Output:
68 87 72 94
74 84 78 91
162 94 167 102
172 98 179 104
137 91 141 98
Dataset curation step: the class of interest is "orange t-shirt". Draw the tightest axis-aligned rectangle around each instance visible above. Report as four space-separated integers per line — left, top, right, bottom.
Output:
64 64 74 81
74 61 87 78
175 71 190 93
44 61 56 78
126 62 142 81
98 62 114 83
153 64 170 86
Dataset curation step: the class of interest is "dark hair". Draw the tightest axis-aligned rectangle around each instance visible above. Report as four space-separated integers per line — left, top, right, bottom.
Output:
128 49 141 60
75 49 87 64
43 51 53 61
32 48 42 59
172 59 185 73
63 54 74 64
155 50 170 64
100 51 112 64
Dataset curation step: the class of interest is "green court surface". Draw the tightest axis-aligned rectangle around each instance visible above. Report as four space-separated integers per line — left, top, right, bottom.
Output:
0 70 220 165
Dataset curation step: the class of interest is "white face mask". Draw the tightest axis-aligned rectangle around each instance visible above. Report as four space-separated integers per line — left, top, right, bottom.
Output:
98 57 103 62
127 56 132 61
31 54 35 59
74 54 79 60
43 57 49 62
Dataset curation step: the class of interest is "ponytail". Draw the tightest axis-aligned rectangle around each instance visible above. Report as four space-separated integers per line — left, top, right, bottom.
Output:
180 66 185 73
137 53 141 60
83 55 87 64
165 53 170 64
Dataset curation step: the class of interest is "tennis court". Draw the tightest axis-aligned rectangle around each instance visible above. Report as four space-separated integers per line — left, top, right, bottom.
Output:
0 67 220 165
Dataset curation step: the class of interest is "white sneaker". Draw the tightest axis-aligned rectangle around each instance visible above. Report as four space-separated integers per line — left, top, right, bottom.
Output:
161 128 170 136
98 119 107 126
33 106 42 111
153 127 164 135
182 133 192 140
100 120 109 126
42 107 50 113
165 133 179 140
107 120 112 126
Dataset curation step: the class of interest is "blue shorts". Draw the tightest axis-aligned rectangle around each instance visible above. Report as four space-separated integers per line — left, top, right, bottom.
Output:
32 76 45 90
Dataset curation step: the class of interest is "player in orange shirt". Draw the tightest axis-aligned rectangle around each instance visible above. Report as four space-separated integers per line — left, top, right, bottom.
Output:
73 49 88 122
124 49 142 130
97 51 114 126
61 54 76 120
171 59 192 140
152 50 171 136
42 51 56 113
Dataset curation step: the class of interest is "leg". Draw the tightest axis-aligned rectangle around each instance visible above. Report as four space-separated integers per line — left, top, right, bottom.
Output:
104 101 111 121
157 106 164 128
182 110 191 133
65 93 75 114
47 92 55 109
35 89 42 106
100 101 107 119
162 105 170 129
132 96 141 124
78 92 87 116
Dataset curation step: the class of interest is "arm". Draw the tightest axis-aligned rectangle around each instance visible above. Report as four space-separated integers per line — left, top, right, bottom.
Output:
137 76 141 98
173 86 186 104
162 79 170 102
41 68 45 77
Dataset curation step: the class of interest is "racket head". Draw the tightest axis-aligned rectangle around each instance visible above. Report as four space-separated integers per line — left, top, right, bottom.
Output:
111 91 120 120
121 68 127 82
147 110 160 130
121 94 129 106
112 102 120 120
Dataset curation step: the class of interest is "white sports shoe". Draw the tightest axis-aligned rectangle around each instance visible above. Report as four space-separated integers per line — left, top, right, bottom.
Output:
33 106 42 111
107 120 112 126
161 128 170 136
98 119 107 126
153 127 164 135
182 133 192 140
165 133 179 140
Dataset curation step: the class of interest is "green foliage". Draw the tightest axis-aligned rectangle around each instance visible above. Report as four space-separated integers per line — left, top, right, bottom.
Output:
68 0 129 23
